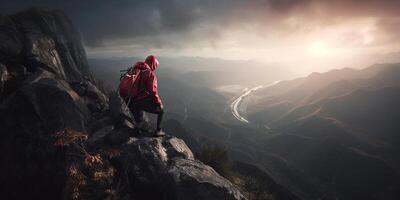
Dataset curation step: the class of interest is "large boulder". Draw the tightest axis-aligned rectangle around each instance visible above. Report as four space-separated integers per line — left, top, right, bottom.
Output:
0 8 101 97
11 8 92 81
108 91 134 129
119 136 245 200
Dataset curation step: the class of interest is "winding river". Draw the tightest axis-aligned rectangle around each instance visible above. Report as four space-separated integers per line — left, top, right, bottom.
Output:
230 81 280 123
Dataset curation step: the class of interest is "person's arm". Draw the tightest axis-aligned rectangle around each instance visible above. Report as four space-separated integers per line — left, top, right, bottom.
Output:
146 71 162 105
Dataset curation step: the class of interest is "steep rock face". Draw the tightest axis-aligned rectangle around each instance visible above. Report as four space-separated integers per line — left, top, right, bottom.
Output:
0 9 245 200
0 8 108 199
0 8 91 82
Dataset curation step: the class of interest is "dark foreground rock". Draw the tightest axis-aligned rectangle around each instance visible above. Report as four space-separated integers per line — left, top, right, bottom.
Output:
0 8 245 200
80 133 245 200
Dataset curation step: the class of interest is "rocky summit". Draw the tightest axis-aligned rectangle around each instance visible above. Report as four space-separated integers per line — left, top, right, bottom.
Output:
0 8 245 200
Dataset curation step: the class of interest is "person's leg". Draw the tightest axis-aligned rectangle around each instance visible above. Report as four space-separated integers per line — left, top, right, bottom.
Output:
127 99 144 124
142 101 165 134
153 108 165 136
155 107 164 131
143 106 164 129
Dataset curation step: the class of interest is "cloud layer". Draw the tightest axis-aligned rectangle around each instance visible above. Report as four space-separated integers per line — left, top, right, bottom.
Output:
2 0 399 45
2 0 400 70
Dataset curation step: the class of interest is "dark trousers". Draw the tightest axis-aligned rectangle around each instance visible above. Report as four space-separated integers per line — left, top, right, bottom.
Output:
128 98 164 130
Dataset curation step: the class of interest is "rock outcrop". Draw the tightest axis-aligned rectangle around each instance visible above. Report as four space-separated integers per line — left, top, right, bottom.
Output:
0 8 245 200
83 133 245 200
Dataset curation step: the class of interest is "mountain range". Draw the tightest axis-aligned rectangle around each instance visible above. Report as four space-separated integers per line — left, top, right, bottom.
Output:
90 50 400 200
246 63 400 199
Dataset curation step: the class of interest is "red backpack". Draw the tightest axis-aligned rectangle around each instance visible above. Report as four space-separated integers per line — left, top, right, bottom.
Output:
118 68 148 100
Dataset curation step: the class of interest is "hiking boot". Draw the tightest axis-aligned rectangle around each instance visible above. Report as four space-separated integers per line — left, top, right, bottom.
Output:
154 129 166 137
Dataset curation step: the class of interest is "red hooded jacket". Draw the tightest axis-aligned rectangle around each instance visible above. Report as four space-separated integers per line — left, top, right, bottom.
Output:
120 61 162 105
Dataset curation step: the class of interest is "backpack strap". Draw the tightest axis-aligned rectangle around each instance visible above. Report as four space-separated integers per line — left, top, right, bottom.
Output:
119 67 135 80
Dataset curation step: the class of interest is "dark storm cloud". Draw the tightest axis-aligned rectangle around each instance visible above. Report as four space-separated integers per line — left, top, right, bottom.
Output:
1 0 400 48
0 0 209 46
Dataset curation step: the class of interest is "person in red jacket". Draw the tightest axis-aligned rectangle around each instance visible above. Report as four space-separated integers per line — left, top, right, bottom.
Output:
126 55 165 136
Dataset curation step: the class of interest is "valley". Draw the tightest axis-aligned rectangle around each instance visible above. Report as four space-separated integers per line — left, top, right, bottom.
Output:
90 57 400 200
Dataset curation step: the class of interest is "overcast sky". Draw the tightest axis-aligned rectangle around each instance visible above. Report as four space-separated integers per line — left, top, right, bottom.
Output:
2 0 400 73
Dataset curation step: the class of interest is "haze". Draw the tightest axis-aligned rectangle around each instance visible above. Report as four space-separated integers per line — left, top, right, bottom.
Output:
2 0 400 74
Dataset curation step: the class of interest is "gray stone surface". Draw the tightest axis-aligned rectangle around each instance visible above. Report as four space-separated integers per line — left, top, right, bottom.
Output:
109 91 134 129
0 63 8 93
0 8 109 200
107 135 246 200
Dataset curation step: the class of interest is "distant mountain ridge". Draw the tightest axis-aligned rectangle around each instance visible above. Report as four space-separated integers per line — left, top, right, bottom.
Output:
249 63 400 125
246 63 400 199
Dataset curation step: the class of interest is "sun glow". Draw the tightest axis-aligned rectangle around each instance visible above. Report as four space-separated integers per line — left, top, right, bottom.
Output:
308 41 330 57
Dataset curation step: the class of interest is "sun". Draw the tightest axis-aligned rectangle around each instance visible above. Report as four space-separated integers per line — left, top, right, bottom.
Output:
308 41 330 57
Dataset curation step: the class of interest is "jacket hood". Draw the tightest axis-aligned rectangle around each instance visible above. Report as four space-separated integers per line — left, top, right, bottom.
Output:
145 55 159 71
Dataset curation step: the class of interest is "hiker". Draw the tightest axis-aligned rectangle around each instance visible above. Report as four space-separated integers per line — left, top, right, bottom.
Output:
119 55 165 136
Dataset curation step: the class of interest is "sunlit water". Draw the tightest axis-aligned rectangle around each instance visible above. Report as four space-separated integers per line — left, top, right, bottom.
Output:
230 81 281 123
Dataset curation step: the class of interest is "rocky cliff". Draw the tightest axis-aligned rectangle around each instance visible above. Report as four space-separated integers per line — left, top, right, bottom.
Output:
0 8 245 200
